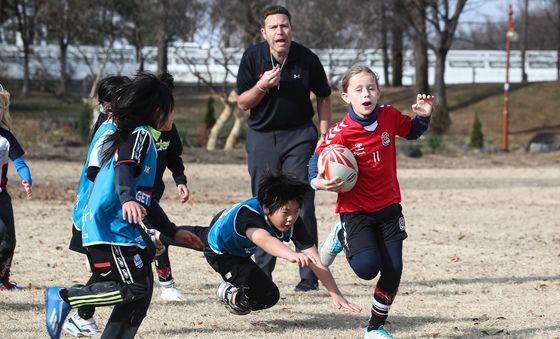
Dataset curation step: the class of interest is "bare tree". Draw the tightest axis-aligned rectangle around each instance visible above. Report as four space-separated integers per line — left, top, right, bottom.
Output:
174 38 246 151
9 0 42 96
39 0 93 96
404 0 430 94
391 0 405 86
425 0 467 134
380 0 390 85
122 0 203 74
520 0 529 82
208 0 265 48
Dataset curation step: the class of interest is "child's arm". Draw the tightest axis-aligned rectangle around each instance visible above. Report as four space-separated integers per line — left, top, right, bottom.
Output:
13 156 32 198
302 245 362 312
308 151 345 193
115 163 146 224
167 124 189 203
405 94 436 140
246 227 316 267
411 94 435 117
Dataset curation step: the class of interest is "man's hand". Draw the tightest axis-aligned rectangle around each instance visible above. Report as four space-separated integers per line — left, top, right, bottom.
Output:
258 66 281 90
174 229 203 250
177 184 189 203
411 94 436 117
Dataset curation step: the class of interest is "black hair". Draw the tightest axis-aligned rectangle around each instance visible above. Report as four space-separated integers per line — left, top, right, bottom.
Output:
91 76 131 140
100 71 174 165
97 75 131 103
257 172 310 214
261 5 291 27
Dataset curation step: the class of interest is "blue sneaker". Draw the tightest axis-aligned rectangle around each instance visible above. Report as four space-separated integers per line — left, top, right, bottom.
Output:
364 325 394 338
45 286 71 339
319 221 343 267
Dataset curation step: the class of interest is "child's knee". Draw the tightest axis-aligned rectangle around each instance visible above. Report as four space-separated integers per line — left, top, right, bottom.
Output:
349 261 379 280
349 250 381 280
245 281 279 310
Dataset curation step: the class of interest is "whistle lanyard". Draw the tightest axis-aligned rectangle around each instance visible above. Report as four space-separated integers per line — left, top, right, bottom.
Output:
270 53 287 90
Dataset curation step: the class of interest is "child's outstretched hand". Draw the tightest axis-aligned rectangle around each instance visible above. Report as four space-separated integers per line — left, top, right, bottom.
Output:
288 252 317 267
411 94 436 117
331 294 362 313
21 180 32 198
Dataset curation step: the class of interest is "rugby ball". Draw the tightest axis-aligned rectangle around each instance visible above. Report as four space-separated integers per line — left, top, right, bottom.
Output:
317 144 358 192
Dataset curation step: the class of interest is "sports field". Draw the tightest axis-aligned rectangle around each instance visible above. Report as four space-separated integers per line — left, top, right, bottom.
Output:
1 152 559 338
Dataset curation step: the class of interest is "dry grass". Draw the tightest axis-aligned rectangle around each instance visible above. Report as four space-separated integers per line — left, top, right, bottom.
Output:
1 156 559 338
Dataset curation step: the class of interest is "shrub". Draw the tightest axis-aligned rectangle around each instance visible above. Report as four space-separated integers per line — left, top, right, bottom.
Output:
425 133 445 153
469 112 484 148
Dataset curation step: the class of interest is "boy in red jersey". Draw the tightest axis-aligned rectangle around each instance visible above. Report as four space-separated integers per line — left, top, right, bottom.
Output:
308 65 435 339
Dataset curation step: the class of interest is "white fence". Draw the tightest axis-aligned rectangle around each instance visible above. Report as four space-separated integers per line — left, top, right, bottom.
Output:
0 43 558 86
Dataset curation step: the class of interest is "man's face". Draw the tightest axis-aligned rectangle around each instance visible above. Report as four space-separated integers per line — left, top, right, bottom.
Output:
261 13 292 57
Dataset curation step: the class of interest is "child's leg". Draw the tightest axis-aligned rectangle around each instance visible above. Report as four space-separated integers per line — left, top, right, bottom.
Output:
206 252 280 312
154 249 174 285
77 253 97 320
0 191 16 283
62 245 153 310
102 267 154 339
368 240 403 331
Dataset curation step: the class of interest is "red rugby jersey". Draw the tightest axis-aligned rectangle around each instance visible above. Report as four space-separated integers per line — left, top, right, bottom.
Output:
317 105 412 213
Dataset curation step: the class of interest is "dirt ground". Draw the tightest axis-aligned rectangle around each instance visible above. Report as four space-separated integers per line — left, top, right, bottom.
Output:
0 150 559 338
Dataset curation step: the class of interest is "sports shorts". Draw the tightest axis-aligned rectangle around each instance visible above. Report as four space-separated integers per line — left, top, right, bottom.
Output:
339 203 407 258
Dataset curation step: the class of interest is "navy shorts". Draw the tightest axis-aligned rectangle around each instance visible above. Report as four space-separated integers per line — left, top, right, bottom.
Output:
339 204 407 258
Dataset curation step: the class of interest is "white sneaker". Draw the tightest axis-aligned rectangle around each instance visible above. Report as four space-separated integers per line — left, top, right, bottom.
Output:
319 220 344 267
216 281 250 315
160 284 186 302
62 311 101 337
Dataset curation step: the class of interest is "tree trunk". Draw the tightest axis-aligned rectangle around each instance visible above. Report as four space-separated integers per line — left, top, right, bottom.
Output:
225 108 246 151
557 0 559 81
22 44 30 96
57 41 68 96
391 0 404 87
521 0 529 83
136 29 144 72
412 0 429 94
157 37 168 74
380 0 390 85
224 90 245 151
432 51 450 134
206 91 237 151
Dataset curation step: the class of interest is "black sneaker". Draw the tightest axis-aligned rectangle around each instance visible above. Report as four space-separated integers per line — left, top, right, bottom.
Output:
294 279 319 292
